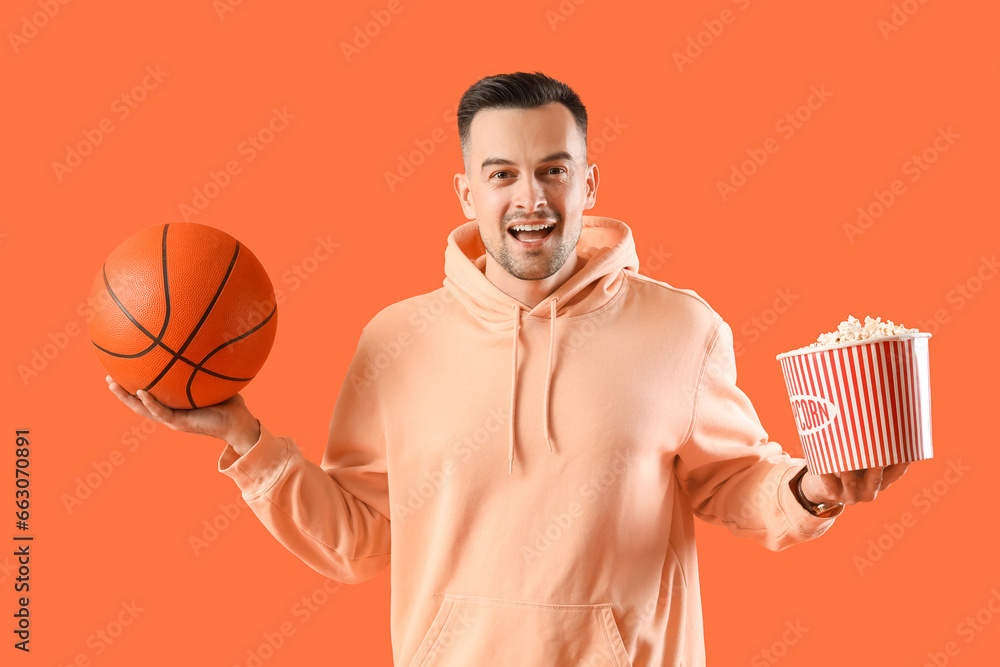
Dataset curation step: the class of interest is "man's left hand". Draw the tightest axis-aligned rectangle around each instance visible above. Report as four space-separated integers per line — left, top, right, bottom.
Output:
800 463 911 506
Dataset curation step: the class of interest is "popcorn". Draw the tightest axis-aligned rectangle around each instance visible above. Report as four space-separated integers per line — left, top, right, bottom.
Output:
777 316 934 474
808 315 920 348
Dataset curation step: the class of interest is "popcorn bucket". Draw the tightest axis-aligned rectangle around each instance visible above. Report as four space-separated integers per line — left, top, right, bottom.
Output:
776 334 933 474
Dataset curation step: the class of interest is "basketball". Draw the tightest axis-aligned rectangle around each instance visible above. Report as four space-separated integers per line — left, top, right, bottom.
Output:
89 222 278 409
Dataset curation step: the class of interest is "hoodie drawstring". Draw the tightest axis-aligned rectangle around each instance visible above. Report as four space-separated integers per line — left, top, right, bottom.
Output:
508 298 558 474
544 298 557 454
509 304 520 475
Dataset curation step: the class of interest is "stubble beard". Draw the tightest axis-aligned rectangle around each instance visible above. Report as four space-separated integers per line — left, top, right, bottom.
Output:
484 216 581 281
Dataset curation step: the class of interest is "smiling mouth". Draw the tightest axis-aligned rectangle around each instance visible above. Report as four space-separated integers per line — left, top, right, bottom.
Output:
508 222 555 243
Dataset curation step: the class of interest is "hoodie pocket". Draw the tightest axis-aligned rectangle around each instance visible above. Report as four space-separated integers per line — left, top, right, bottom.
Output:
407 594 633 667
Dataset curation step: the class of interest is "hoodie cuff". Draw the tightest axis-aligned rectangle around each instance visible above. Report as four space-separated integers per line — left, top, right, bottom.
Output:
217 424 298 497
777 461 844 533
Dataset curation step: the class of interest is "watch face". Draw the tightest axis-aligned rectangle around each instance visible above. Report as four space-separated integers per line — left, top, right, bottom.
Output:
813 503 843 519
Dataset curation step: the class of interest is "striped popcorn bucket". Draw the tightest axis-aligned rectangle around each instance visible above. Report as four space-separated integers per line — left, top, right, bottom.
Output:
776 334 933 474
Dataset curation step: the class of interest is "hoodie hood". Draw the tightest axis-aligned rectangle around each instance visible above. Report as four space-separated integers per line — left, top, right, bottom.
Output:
442 215 640 474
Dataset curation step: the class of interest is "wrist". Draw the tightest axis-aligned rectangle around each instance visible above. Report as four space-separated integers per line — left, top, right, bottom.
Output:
790 466 844 519
797 471 826 505
227 416 261 456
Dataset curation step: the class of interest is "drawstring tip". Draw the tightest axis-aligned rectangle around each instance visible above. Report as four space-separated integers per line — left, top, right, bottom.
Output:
508 458 513 475
546 436 554 453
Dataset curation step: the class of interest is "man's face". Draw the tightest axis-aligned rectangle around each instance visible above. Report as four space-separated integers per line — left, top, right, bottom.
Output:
454 102 598 281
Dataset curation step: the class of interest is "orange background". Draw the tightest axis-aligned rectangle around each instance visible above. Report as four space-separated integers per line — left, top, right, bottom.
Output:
3 0 998 665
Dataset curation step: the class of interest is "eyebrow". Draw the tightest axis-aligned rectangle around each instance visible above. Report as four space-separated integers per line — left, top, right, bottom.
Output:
480 151 575 172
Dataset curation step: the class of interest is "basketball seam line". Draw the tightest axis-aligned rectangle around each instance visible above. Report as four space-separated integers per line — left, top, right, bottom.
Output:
94 340 259 381
184 303 277 407
143 239 241 406
97 224 174 360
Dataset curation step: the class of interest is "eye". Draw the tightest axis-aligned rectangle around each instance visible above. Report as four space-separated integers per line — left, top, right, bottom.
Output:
491 171 512 180
547 167 567 175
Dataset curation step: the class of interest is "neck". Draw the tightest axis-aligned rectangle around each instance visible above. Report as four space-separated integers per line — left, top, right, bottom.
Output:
484 252 580 310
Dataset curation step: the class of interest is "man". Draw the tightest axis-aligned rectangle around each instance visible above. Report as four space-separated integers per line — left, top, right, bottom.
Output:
108 71 909 666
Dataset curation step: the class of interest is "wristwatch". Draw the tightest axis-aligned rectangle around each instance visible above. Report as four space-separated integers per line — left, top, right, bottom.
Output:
790 466 844 519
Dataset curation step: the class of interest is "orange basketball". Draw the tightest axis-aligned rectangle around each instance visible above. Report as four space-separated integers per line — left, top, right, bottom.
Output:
89 222 278 409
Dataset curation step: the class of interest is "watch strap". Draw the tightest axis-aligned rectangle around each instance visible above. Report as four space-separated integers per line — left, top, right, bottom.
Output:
790 465 844 519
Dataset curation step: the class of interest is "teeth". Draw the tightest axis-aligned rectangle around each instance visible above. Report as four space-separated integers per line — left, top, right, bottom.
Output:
510 223 554 232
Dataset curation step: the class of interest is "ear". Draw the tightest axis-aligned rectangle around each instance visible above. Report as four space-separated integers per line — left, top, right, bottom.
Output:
453 172 477 220
583 163 599 211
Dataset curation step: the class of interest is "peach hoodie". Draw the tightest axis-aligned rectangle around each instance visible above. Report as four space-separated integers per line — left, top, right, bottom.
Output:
218 216 841 666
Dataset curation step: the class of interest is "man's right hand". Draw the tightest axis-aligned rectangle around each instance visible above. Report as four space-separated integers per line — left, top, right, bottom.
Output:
106 375 261 456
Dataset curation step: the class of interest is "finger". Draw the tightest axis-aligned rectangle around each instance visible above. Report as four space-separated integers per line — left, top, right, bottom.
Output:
137 390 180 429
879 462 910 491
107 378 156 420
864 466 885 502
841 468 879 503
812 471 844 500
838 469 864 503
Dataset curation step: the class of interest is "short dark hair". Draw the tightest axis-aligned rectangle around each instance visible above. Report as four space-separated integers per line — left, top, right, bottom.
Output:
457 71 588 165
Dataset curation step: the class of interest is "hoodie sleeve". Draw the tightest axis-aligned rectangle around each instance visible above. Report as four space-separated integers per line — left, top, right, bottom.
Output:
673 316 843 552
216 324 391 583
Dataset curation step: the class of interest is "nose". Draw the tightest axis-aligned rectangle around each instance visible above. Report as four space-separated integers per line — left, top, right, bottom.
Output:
512 171 547 212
